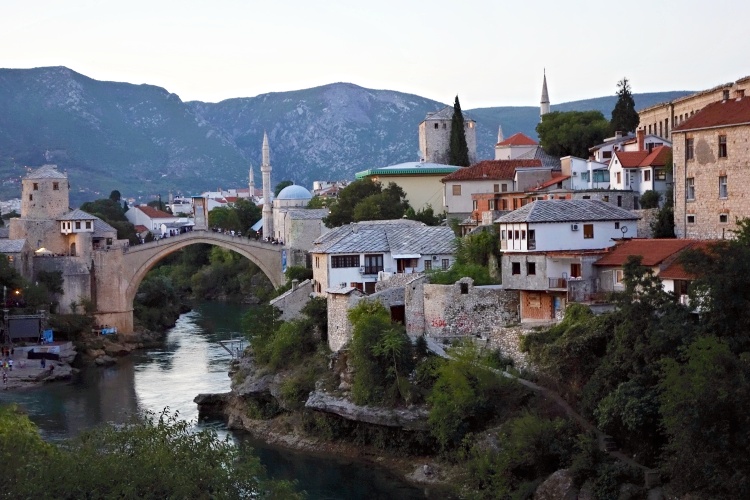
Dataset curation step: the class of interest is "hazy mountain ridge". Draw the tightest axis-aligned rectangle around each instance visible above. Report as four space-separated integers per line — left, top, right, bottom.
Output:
0 67 691 204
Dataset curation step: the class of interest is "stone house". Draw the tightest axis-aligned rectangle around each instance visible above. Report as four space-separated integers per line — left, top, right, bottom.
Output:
672 95 750 239
608 145 673 205
496 199 639 322
310 219 456 296
0 238 32 277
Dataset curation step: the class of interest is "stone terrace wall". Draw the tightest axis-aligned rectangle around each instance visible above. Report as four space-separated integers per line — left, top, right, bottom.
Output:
634 208 658 238
269 279 313 321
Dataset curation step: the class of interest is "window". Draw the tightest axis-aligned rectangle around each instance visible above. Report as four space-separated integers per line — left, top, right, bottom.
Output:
719 176 728 198
424 260 432 270
718 135 727 158
53 182 59 190
687 214 696 224
616 172 621 184
315 256 320 268
75 221 81 230
443 123 447 129
28 194 32 201
528 229 535 241
719 214 728 223
501 230 506 240
494 184 499 193
501 199 508 210
364 254 384 274
583 224 594 239
617 195 622 207
514 230 520 240
33 183 38 190
686 138 694 160
512 262 521 275
501 184 508 192
615 222 620 229
460 283 469 294
434 123 439 129
602 195 609 203
581 172 589 181
603 151 612 159
723 89 730 100
634 197 640 210
472 200 478 210
441 259 450 270
521 230 526 240
452 185 461 196
644 170 651 182
331 255 360 268
571 263 582 278
488 199 496 210
686 177 695 200
364 282 376 294
614 269 624 285
655 169 666 181
85 221 92 229
527 262 536 275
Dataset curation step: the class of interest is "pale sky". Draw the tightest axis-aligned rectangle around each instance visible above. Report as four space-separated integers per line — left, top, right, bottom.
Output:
2 0 748 108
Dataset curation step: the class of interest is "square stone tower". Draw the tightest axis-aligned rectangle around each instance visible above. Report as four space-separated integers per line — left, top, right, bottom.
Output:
418 106 477 165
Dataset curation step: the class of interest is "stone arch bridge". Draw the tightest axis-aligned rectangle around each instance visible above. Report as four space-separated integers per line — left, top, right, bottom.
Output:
92 231 285 334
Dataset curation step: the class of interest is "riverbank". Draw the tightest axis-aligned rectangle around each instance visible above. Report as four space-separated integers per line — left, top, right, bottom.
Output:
2 342 77 390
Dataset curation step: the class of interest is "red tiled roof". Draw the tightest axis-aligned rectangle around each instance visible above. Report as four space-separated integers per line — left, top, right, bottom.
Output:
674 97 750 132
497 132 538 146
659 241 719 280
531 175 570 191
441 159 543 182
639 145 671 167
594 239 693 267
225 196 238 203
137 206 174 218
134 225 149 232
614 151 650 168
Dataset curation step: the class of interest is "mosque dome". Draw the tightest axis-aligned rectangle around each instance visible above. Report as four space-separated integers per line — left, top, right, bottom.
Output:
276 184 312 201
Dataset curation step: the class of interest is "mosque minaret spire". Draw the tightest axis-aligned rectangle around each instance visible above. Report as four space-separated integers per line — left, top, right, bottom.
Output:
248 163 255 198
261 132 273 237
540 69 550 121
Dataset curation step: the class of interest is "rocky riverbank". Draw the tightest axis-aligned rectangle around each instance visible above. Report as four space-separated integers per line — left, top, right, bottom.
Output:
2 342 77 390
78 328 166 366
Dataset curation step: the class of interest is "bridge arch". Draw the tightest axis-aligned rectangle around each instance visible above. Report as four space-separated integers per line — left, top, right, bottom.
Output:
94 231 285 334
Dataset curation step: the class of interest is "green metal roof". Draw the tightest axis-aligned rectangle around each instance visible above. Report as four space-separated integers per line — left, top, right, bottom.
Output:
355 162 460 179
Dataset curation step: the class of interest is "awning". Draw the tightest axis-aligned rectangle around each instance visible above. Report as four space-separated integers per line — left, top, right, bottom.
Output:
250 219 263 231
392 253 421 259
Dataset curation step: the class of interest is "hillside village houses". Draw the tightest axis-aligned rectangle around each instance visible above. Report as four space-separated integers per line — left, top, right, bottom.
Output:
124 205 193 237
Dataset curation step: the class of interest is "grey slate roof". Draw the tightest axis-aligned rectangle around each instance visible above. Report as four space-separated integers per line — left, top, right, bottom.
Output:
285 209 329 220
0 227 9 239
313 220 456 255
495 200 639 224
58 209 98 221
25 164 67 180
423 105 474 122
0 239 26 253
515 146 562 169
93 218 118 236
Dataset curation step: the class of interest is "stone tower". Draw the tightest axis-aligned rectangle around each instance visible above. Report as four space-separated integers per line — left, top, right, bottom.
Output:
261 132 273 237
540 70 550 121
20 164 69 220
418 106 477 165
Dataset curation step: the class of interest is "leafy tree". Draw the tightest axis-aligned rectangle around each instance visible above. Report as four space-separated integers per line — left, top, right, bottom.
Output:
208 206 241 231
536 111 611 158
233 197 262 232
323 179 411 228
428 228 500 285
0 405 300 498
274 180 293 197
80 197 138 244
610 77 639 133
36 270 64 295
404 204 442 225
639 190 660 209
108 189 121 202
651 191 675 238
449 95 470 166
348 301 414 406
307 195 329 209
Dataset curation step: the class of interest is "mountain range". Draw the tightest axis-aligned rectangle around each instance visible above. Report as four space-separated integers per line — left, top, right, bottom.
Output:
0 66 691 206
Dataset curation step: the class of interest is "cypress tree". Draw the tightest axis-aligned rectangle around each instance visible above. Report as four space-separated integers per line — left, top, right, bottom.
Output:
610 77 639 133
449 95 470 166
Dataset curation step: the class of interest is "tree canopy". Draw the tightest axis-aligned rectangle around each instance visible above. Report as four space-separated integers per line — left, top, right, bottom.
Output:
449 95 471 166
323 180 410 228
274 180 293 197
610 77 639 133
536 110 611 158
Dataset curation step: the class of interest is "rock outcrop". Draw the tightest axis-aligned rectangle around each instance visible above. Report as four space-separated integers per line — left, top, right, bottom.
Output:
533 469 578 500
305 390 429 431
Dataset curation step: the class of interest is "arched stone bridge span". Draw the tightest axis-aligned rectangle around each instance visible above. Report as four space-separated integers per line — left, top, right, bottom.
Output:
92 231 285 334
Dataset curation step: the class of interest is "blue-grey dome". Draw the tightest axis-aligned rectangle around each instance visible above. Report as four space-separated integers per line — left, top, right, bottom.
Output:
277 184 312 200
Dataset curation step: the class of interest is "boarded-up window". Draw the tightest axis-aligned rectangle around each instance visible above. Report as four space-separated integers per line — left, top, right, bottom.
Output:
452 185 461 196
528 293 541 308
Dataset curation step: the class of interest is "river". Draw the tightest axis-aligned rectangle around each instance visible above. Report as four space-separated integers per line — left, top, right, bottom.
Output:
0 302 429 499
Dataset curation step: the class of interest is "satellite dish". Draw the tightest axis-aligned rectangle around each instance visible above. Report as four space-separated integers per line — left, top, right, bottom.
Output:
621 226 628 235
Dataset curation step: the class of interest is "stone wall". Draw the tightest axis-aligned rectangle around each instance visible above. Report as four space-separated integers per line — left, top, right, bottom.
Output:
34 255 92 314
269 279 313 321
420 278 519 339
633 208 658 238
327 289 363 352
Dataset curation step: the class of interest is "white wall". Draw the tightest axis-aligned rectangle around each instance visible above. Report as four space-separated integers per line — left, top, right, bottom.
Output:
499 220 636 252
445 179 511 214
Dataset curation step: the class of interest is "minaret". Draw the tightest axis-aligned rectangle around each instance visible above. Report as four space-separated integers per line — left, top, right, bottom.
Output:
497 125 504 144
261 132 273 237
248 163 255 198
540 69 550 121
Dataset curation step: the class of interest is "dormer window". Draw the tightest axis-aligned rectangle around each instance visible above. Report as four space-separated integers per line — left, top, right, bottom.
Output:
85 221 92 229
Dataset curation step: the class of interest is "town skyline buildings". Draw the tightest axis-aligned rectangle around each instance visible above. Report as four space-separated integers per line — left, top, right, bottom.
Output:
2 1 748 109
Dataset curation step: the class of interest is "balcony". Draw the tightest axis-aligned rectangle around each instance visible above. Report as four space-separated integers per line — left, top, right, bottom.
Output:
549 277 567 289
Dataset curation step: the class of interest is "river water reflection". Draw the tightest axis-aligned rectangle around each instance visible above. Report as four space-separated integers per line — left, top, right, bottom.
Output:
0 302 429 499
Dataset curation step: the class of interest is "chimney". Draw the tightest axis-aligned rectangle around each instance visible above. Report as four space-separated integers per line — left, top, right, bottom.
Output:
615 131 623 139
637 129 645 151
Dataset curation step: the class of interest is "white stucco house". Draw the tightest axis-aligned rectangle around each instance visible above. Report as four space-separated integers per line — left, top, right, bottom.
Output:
310 220 456 295
496 199 639 322
608 146 673 205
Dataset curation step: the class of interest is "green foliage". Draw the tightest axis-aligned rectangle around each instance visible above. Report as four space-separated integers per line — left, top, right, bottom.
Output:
651 190 675 238
449 95 471 167
428 342 525 451
639 189 660 209
404 204 443 225
536 110 611 158
348 301 415 406
0 405 300 498
80 196 138 244
323 179 411 228
274 180 294 197
109 189 121 201
428 228 500 285
610 77 639 133
306 195 329 209
461 413 578 498
428 263 494 286
36 270 64 295
47 314 95 340
134 274 184 331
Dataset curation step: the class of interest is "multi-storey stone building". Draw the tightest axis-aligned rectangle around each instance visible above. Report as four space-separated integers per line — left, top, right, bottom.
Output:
672 96 750 239
418 106 477 165
638 76 750 142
